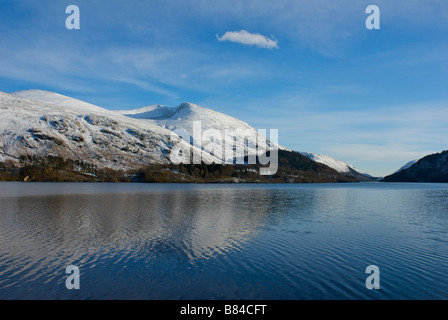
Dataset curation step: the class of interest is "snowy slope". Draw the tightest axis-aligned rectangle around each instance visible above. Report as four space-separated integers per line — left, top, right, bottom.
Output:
298 151 363 174
118 102 287 164
0 90 218 170
12 90 107 114
394 159 418 173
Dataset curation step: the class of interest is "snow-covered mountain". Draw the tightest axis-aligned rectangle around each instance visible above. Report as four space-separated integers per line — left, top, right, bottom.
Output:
118 102 287 164
0 89 370 177
0 90 217 170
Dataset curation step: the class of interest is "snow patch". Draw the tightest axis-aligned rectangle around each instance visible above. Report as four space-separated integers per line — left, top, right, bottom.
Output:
299 151 363 174
395 159 418 173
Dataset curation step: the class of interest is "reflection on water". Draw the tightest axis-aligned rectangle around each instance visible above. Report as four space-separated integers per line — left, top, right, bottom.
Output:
0 182 447 299
1 189 270 262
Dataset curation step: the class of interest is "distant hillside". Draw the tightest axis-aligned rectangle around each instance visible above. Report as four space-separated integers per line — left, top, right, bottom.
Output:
0 150 359 183
383 150 448 182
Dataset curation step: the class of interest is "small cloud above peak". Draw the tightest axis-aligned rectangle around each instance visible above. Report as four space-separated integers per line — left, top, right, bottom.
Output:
217 30 278 49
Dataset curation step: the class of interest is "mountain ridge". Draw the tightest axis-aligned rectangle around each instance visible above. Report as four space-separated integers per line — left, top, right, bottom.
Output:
1 89 371 180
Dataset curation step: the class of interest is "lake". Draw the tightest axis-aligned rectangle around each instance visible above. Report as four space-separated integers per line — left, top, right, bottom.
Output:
0 182 447 300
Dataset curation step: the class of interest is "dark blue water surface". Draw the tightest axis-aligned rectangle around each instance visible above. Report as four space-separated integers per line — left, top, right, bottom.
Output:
0 182 447 300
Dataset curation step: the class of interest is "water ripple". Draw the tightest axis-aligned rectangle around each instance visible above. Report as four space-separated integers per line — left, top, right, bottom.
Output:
0 182 448 299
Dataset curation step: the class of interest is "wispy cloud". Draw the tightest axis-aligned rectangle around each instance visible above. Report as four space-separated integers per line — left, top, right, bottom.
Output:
217 30 278 49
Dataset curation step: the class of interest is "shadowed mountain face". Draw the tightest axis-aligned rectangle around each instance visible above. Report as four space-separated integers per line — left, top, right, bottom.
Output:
384 150 448 182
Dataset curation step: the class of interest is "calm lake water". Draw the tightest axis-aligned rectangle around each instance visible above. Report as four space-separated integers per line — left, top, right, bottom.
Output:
0 182 447 300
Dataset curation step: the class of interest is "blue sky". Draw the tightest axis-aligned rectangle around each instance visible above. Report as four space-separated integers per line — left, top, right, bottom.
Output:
0 0 447 176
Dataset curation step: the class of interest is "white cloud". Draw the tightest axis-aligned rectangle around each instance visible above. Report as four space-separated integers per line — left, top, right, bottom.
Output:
217 30 278 49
